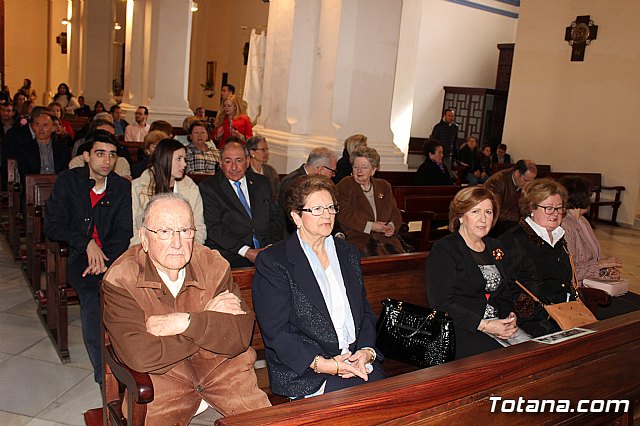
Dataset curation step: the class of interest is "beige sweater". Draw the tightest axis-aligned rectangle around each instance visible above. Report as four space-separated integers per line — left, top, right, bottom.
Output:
130 168 207 246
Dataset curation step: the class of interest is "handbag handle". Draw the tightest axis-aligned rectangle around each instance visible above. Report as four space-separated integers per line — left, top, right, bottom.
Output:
514 280 544 305
400 310 437 338
563 245 580 293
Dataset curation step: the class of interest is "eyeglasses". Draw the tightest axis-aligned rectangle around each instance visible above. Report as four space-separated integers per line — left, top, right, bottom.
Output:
536 205 567 215
144 226 196 240
253 147 269 152
322 165 337 177
299 205 340 216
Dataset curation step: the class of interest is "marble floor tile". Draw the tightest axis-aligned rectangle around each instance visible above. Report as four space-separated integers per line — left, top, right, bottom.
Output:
24 419 70 426
0 410 31 426
0 312 48 355
21 324 92 371
6 299 40 319
0 280 34 313
36 375 101 426
0 356 90 417
0 352 14 363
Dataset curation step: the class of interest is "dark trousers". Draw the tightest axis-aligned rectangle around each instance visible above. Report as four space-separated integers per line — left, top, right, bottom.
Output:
68 257 103 384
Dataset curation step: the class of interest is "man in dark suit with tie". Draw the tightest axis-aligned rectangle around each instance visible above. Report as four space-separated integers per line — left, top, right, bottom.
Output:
199 141 283 267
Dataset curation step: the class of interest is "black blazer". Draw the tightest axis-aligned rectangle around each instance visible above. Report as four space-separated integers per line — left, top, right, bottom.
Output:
199 169 283 267
415 158 454 185
44 166 132 268
499 220 574 337
252 233 382 397
427 232 514 332
17 136 70 180
278 164 306 207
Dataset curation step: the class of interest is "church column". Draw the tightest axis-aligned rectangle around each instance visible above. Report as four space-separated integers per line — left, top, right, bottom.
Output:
120 0 193 126
66 0 82 96
256 0 406 173
77 0 115 106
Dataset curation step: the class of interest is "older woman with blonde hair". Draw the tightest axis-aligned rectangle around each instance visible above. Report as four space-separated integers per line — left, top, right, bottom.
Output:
213 94 253 146
334 134 367 183
336 146 403 256
428 186 519 359
499 178 575 337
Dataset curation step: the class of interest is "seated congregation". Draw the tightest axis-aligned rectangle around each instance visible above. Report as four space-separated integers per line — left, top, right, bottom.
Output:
2 97 637 425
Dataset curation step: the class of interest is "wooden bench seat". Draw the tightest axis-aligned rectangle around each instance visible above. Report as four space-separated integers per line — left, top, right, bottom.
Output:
92 251 429 425
216 311 640 425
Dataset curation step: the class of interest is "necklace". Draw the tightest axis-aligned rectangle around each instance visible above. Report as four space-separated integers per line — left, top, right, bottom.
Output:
361 183 372 193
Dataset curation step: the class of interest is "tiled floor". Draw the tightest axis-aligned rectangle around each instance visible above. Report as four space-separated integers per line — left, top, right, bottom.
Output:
0 224 638 425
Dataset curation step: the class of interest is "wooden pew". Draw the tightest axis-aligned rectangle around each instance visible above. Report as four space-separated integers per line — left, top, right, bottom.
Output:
375 171 417 187
91 251 429 426
63 115 90 134
24 174 57 292
548 171 625 227
7 158 22 259
122 141 143 164
187 173 212 186
216 311 640 425
393 185 463 249
39 239 77 363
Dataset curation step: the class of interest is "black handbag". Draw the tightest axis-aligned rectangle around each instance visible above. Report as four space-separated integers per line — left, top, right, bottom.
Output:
376 298 455 368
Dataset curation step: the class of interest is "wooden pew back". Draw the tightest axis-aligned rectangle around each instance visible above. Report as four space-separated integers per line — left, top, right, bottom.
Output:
548 171 626 226
24 174 57 292
216 311 640 425
393 185 463 211
7 158 21 258
63 115 89 133
232 251 429 353
122 141 143 164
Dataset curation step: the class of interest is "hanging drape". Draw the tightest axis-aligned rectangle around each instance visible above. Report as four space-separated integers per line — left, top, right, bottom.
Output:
243 29 267 122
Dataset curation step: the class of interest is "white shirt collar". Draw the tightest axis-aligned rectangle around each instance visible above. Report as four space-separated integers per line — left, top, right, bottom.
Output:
156 267 186 298
92 176 108 195
525 216 565 247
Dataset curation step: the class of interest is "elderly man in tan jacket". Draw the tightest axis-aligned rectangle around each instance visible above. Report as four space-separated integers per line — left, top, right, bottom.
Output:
102 193 269 424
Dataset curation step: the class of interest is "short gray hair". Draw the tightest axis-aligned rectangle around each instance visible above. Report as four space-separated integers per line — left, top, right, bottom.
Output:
141 193 193 227
220 141 250 158
306 147 336 167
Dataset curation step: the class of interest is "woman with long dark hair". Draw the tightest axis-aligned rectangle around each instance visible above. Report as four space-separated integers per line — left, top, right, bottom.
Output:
131 138 206 245
53 83 80 114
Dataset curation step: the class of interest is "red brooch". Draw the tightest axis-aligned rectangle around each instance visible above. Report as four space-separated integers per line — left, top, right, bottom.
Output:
492 248 504 261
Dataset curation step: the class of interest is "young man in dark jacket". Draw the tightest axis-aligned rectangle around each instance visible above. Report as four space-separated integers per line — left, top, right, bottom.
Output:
44 131 132 386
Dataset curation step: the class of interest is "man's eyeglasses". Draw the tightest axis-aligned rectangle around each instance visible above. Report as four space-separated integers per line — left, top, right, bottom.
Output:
299 205 340 216
144 226 196 240
536 205 567 215
322 165 337 177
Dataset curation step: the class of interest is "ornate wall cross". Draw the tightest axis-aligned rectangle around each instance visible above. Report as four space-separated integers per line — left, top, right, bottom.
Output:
564 15 598 62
